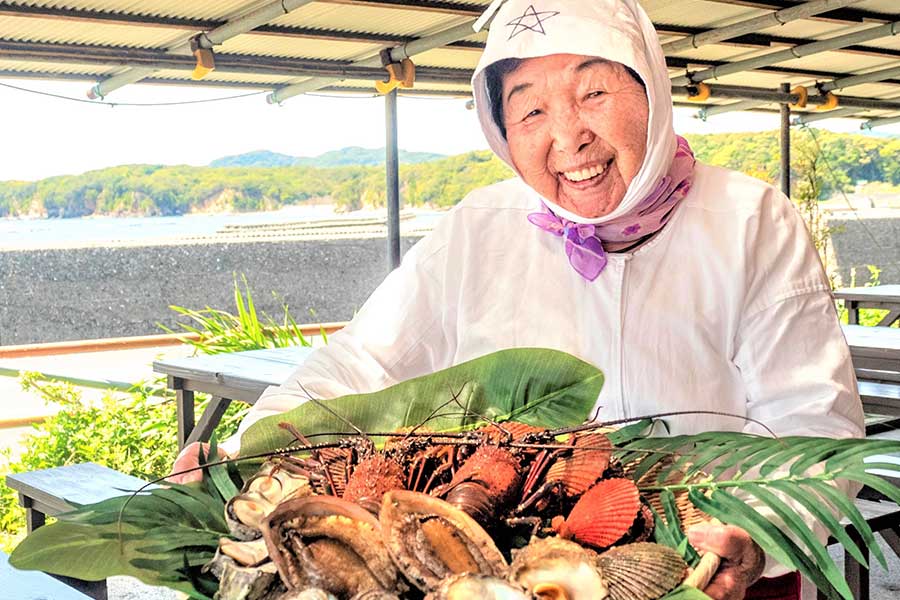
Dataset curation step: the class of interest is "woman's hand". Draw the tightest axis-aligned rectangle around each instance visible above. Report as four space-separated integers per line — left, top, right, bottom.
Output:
167 441 230 484
687 523 766 600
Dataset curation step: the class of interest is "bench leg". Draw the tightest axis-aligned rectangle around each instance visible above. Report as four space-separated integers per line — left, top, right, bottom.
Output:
20 495 46 533
173 376 195 450
185 396 233 447
845 530 869 600
881 526 900 558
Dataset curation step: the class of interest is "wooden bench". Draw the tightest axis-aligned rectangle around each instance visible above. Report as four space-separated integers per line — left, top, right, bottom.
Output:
5 462 152 600
820 498 900 600
0 551 91 600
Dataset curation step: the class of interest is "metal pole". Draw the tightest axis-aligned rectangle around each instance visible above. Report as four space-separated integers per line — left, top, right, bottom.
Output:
780 83 791 198
385 88 401 271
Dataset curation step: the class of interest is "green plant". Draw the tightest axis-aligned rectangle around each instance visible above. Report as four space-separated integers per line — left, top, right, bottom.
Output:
163 274 313 355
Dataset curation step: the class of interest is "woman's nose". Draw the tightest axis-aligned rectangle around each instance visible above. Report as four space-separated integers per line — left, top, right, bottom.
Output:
550 113 594 155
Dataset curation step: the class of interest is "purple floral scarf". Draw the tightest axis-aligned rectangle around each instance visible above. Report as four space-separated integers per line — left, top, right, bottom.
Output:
527 135 696 281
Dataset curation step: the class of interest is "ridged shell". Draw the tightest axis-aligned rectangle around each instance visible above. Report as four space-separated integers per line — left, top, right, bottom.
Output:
380 490 509 592
553 478 640 549
425 574 530 600
597 543 687 600
477 422 545 443
544 433 614 497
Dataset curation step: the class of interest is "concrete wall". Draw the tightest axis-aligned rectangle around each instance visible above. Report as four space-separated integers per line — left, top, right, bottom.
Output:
827 212 900 287
0 237 420 345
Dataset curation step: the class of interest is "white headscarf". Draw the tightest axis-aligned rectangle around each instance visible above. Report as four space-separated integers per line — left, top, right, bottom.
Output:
472 0 676 225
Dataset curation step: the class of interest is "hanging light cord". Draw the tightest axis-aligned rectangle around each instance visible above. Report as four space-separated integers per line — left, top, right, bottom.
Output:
0 81 267 107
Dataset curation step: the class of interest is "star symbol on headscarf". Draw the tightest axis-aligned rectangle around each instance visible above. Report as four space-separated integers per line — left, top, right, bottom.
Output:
506 5 560 40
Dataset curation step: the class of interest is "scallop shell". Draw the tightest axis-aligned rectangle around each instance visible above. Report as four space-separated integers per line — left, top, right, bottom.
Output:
544 433 614 498
425 574 530 600
379 490 508 592
597 543 687 600
553 478 640 549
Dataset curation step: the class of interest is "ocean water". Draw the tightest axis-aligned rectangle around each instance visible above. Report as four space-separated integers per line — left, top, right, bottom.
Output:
0 205 444 250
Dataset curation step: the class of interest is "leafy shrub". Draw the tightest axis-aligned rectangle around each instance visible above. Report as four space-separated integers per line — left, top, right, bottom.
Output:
0 277 311 551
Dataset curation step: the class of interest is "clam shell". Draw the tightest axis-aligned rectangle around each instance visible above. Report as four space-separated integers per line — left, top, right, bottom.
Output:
380 490 509 592
214 556 281 600
219 537 271 567
261 495 399 596
545 433 614 498
597 543 687 600
226 491 276 540
509 537 607 600
553 478 640 550
425 574 530 600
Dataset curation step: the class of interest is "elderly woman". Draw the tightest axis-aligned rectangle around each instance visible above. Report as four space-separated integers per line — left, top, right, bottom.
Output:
175 1 864 598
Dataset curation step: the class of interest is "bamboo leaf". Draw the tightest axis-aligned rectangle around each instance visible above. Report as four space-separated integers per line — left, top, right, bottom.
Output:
239 348 604 463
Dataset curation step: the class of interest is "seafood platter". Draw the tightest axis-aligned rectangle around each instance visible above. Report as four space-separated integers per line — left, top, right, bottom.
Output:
211 422 711 600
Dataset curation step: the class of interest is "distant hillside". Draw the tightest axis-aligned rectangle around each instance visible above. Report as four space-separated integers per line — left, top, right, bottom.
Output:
210 146 445 168
6 129 900 219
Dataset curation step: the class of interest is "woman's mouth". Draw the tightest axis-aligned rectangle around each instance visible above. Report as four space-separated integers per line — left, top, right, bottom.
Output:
559 159 613 188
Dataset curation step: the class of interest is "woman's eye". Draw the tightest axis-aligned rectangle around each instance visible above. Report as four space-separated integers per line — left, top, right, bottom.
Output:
523 109 542 120
586 90 605 100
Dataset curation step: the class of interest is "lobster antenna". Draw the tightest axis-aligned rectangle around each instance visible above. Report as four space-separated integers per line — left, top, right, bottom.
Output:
404 392 466 440
295 380 368 439
557 410 780 440
446 383 513 442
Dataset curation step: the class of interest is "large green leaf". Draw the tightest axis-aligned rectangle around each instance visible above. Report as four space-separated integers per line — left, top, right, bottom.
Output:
9 481 228 599
239 348 604 461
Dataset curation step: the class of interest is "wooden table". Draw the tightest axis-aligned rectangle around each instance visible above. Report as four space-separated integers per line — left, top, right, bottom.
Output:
842 324 900 375
835 285 900 326
153 346 315 449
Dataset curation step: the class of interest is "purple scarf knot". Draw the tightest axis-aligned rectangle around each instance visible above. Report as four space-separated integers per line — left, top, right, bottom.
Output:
528 135 695 282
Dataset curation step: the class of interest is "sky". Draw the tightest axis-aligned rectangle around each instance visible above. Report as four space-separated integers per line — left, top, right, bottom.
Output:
2 77 899 182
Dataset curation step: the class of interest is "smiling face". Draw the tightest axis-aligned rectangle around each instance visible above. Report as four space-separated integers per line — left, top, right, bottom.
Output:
501 54 649 218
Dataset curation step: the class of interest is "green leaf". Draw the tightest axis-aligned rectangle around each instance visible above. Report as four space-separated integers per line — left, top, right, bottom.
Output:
803 479 886 569
9 521 208 597
606 418 654 445
239 348 604 462
741 483 851 600
766 480 868 568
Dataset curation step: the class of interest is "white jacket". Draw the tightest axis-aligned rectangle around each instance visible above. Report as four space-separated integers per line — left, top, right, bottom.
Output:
233 165 863 443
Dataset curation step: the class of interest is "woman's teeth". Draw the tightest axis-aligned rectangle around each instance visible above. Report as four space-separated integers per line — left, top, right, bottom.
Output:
563 163 605 182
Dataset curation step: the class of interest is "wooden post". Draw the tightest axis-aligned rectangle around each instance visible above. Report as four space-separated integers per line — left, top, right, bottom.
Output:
385 88 401 271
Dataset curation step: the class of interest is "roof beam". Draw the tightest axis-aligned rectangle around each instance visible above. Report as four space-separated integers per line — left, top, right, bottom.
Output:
266 16 483 104
662 0 863 54
671 20 900 86
88 0 319 98
320 0 483 17
7 2 900 65
0 40 472 84
701 0 900 25
792 106 864 124
695 61 900 118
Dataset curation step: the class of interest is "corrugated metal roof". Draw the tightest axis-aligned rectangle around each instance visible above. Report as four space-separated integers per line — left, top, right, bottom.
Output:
1 0 900 123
